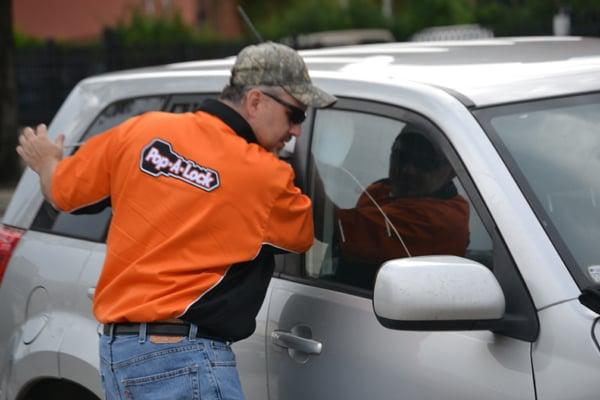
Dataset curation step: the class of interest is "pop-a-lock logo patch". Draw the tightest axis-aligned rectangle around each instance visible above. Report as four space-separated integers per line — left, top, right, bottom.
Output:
140 139 220 191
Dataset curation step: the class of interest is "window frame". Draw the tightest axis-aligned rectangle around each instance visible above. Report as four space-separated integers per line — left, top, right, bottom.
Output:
472 92 600 290
276 96 539 341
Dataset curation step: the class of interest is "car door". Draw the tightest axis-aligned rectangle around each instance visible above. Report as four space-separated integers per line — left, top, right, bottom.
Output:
266 99 537 400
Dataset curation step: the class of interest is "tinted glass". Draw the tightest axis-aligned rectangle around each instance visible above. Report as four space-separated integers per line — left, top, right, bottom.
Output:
84 96 168 139
476 93 600 288
308 108 492 292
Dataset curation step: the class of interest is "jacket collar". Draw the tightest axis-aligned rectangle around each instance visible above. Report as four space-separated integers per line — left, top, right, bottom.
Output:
198 99 258 145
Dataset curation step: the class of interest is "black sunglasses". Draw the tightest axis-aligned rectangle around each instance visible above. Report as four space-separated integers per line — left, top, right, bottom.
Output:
261 91 307 125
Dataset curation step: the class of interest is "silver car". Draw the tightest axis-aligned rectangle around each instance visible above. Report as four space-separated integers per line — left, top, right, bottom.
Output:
2 37 600 400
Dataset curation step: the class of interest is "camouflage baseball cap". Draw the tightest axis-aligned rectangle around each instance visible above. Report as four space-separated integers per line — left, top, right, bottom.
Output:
230 42 337 108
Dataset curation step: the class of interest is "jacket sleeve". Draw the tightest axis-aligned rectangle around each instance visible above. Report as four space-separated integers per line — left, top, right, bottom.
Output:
263 170 314 254
51 117 138 212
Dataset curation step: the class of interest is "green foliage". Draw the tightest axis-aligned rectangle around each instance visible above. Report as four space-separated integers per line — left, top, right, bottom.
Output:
392 0 475 40
237 0 293 22
14 30 44 48
255 0 389 40
569 0 600 12
347 0 390 29
257 0 346 39
473 0 600 36
111 9 201 45
13 0 600 50
475 0 554 36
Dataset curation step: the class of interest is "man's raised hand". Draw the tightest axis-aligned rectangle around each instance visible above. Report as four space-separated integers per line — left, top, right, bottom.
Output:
16 124 65 174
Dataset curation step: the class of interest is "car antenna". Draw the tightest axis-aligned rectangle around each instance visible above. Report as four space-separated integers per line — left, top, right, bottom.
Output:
237 5 264 43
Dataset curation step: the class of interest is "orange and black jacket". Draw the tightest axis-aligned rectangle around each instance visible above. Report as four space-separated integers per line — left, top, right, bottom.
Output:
51 99 314 342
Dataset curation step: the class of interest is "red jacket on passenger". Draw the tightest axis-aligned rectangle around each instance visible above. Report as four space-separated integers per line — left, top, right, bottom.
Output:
337 180 469 266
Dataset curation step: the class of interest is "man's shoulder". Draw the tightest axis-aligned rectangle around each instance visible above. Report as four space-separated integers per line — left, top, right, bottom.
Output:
237 147 294 189
136 111 196 124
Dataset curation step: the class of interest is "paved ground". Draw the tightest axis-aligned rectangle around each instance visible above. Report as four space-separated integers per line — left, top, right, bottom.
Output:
0 187 16 220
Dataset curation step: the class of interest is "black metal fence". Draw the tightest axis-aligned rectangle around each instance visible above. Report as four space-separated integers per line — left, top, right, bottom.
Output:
572 12 600 37
16 35 248 126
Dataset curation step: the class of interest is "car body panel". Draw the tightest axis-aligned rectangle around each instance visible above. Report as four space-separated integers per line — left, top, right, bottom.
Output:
232 288 270 400
532 300 600 399
266 278 535 400
0 231 95 398
134 36 600 107
57 247 104 398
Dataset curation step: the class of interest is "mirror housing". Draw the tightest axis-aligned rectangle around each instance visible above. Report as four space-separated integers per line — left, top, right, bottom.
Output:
373 256 505 331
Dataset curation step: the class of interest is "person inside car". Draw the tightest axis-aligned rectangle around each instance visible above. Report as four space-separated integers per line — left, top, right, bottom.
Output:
332 129 471 288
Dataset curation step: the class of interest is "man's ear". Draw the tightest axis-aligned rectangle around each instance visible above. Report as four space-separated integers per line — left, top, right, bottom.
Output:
244 89 262 120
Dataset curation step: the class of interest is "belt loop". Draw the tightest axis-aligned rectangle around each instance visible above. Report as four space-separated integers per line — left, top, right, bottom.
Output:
188 323 198 342
138 323 147 344
108 324 115 343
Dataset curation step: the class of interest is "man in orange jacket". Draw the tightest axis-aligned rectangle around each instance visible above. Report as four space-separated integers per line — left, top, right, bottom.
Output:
17 42 336 400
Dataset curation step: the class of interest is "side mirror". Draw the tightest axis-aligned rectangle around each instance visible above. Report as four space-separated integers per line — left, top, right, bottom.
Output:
373 256 505 331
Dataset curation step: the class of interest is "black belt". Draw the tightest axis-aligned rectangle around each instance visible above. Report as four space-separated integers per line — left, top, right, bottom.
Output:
102 322 223 341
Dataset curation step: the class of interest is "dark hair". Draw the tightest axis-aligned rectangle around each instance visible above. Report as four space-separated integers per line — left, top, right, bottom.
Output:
220 84 250 104
391 130 448 171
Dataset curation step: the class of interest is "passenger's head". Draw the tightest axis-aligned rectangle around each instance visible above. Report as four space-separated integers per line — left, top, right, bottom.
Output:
220 42 336 152
389 130 455 198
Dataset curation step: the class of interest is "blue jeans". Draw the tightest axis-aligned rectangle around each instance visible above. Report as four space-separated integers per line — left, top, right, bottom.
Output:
99 323 245 400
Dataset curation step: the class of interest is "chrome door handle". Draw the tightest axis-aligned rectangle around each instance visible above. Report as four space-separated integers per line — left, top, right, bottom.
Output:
271 330 322 355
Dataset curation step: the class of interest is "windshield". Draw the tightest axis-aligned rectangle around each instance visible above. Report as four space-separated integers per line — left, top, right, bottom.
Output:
474 93 600 289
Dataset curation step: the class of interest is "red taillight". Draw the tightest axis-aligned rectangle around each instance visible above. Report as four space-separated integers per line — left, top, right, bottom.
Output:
0 225 24 286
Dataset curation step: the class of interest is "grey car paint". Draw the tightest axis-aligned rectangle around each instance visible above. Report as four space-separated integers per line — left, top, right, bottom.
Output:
532 300 600 400
266 278 534 400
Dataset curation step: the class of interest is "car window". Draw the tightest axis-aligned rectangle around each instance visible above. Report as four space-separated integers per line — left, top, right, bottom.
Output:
475 93 600 289
307 108 493 292
31 93 214 242
83 96 168 140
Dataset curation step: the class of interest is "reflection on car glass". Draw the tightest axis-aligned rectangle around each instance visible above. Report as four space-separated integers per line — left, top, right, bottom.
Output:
488 98 600 279
84 96 167 139
546 189 598 213
169 102 203 113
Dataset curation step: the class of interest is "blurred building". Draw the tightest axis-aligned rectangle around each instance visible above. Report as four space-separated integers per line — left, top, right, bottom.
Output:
14 0 243 40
